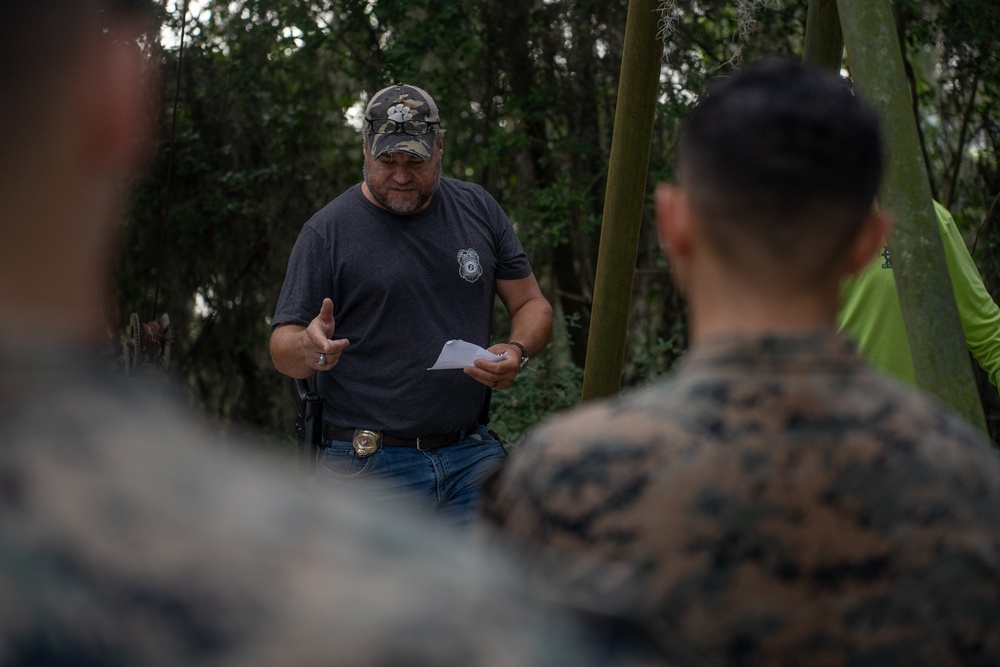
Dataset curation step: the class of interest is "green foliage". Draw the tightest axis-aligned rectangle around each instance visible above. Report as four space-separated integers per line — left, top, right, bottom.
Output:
114 0 1000 445
893 0 1000 210
628 334 686 386
518 172 600 255
489 361 585 447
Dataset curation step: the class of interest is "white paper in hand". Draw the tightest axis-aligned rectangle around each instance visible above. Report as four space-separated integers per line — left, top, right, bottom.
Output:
428 339 506 370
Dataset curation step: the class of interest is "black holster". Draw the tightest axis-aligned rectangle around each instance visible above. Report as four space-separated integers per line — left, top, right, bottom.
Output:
292 378 323 476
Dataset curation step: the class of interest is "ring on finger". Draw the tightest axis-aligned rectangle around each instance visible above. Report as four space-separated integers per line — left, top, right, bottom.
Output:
317 352 327 365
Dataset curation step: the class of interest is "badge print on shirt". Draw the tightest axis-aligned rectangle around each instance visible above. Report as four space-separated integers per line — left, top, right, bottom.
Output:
880 244 893 269
457 248 483 283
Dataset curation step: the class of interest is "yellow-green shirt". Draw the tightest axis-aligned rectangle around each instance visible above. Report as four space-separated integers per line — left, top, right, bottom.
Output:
838 201 1000 388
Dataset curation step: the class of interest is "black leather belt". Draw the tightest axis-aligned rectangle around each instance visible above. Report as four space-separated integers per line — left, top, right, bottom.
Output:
324 423 475 451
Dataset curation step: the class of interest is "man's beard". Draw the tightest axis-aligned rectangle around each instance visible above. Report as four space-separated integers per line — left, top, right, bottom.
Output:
363 158 442 215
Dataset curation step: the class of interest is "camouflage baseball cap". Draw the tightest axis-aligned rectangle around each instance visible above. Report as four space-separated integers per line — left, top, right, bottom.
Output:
364 83 441 160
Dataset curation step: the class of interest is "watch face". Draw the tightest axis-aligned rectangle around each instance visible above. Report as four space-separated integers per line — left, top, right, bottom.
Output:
518 354 529 371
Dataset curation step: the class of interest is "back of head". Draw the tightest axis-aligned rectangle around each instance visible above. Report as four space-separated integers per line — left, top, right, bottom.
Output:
0 2 80 167
0 0 156 343
678 59 884 286
0 0 153 165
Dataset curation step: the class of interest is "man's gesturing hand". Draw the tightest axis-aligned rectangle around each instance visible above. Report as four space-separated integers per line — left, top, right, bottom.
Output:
307 298 349 370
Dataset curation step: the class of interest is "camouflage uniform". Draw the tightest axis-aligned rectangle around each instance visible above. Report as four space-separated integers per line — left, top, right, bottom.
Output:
0 342 599 667
484 332 1000 666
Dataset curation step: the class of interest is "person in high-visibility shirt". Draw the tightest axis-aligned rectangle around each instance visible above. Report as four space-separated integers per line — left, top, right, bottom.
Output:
839 200 1000 389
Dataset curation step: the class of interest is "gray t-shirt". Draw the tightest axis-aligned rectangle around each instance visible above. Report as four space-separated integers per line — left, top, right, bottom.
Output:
273 177 531 436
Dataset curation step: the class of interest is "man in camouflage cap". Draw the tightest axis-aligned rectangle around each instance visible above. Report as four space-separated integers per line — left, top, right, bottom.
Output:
365 82 442 162
0 2 599 664
270 82 552 523
483 59 1000 665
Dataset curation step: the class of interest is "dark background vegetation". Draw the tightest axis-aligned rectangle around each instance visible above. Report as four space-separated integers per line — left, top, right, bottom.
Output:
116 0 1000 448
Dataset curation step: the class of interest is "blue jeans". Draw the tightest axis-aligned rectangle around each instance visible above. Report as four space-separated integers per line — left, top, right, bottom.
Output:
315 424 507 524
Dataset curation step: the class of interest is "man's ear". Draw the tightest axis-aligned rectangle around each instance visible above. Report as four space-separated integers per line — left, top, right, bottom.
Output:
656 183 695 292
656 184 694 263
844 208 893 277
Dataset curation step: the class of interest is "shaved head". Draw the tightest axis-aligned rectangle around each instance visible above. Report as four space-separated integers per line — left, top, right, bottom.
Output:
677 59 884 287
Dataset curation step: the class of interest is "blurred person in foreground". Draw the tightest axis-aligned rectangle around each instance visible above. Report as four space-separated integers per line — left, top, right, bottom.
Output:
483 59 1000 665
0 2 598 665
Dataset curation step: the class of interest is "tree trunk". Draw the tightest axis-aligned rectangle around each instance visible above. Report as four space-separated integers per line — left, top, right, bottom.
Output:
803 0 843 69
581 0 663 401
837 0 988 432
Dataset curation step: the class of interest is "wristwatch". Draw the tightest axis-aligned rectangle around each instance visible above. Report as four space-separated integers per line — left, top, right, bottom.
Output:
508 341 529 372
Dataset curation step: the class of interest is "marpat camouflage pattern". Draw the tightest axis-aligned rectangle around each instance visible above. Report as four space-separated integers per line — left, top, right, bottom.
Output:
485 332 1000 666
0 342 599 667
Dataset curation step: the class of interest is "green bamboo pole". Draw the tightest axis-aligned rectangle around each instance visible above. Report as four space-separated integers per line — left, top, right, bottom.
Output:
837 0 987 431
803 0 843 69
581 0 664 401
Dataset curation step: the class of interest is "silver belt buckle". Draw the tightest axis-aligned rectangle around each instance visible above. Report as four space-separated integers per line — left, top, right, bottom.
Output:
352 429 380 457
